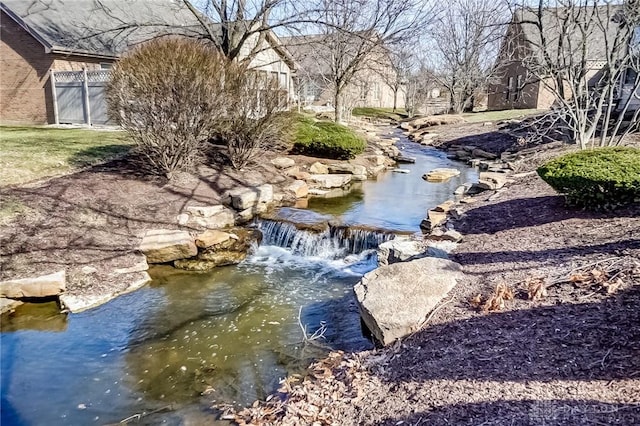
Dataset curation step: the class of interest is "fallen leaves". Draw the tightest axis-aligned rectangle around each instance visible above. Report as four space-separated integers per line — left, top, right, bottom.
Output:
220 351 373 425
569 264 628 296
527 277 548 301
470 283 515 312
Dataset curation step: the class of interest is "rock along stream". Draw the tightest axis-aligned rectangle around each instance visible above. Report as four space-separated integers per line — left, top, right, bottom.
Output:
1 131 478 425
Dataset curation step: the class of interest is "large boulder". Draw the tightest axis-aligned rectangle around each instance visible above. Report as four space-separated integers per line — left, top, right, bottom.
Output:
0 270 66 298
419 210 447 232
354 257 463 346
476 171 508 190
285 180 309 199
227 184 273 210
139 229 198 263
182 205 235 229
309 162 329 174
377 238 429 266
307 174 352 189
328 163 367 177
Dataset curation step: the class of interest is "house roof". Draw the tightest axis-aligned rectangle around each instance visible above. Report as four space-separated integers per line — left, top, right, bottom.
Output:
282 33 381 77
0 0 208 59
0 0 297 68
281 35 333 75
513 5 627 63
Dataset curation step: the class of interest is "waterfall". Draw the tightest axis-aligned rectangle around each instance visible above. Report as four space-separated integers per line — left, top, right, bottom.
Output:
257 219 396 259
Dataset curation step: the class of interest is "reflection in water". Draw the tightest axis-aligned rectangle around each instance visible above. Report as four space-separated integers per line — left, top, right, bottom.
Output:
1 301 67 333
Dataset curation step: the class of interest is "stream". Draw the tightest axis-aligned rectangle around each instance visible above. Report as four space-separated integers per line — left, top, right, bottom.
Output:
1 132 478 425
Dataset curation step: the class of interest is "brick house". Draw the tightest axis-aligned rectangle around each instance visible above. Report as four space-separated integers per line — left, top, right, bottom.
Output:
0 0 296 125
487 6 638 112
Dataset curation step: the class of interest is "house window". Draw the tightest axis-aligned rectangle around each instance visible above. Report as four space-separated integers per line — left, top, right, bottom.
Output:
304 82 321 101
632 27 640 55
506 76 514 101
279 72 288 89
360 82 369 100
625 68 638 85
372 82 380 101
100 62 113 70
515 75 523 101
270 71 279 85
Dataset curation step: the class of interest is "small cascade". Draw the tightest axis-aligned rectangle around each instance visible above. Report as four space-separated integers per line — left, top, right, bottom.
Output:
257 219 396 259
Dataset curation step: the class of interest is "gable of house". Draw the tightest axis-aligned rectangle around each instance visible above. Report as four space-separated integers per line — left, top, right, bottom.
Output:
488 5 629 111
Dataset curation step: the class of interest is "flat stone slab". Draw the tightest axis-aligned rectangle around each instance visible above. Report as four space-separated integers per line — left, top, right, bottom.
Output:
476 171 508 190
139 229 198 263
60 271 151 313
227 184 273 210
195 230 231 248
0 270 66 298
186 205 226 218
271 157 295 169
308 174 352 189
355 257 463 346
423 168 461 182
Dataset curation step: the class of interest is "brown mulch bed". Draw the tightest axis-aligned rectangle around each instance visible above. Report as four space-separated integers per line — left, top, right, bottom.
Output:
229 126 640 425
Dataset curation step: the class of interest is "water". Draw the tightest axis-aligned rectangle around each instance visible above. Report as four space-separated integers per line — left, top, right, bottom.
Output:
308 130 479 231
0 132 477 425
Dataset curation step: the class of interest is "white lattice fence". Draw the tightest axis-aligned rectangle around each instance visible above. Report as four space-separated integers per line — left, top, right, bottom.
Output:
51 69 113 125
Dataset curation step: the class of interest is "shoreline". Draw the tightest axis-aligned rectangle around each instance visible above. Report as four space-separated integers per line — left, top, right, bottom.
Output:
225 119 640 425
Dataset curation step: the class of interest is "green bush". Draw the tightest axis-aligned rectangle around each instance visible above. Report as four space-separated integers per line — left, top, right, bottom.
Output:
537 147 640 210
293 116 366 160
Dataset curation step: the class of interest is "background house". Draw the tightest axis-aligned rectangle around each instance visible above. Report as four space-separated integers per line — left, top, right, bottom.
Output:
617 25 640 113
487 6 628 111
283 35 406 112
0 0 296 125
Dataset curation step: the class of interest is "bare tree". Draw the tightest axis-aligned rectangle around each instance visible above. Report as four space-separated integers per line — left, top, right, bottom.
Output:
504 0 640 148
429 0 509 113
292 0 434 122
182 0 307 64
374 48 414 112
405 65 449 116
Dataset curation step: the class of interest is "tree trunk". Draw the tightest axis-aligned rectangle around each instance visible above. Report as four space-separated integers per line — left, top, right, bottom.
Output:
393 88 398 112
334 90 343 123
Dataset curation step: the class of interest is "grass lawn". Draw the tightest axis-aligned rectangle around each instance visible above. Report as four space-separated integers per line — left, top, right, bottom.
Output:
352 107 409 121
462 109 544 123
0 126 131 187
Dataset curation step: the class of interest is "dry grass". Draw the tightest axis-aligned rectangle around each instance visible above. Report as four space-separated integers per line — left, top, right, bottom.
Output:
463 108 544 123
0 125 130 186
